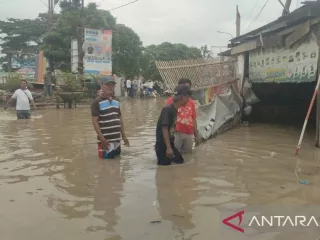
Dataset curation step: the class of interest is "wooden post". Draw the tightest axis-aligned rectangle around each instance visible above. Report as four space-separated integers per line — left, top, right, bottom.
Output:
316 89 320 147
77 0 84 76
315 30 320 148
236 5 240 37
282 0 291 16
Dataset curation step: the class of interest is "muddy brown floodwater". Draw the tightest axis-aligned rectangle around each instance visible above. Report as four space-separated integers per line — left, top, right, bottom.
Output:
1 99 320 240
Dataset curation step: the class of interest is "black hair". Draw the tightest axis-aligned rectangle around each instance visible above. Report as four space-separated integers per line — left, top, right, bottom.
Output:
178 78 192 86
21 79 27 83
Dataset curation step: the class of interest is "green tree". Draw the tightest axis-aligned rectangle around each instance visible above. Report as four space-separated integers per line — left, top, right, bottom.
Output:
141 42 202 80
42 1 117 71
0 15 48 70
112 24 143 78
200 45 212 59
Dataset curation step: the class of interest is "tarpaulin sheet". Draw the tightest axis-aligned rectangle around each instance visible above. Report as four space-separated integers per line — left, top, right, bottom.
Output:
196 84 243 140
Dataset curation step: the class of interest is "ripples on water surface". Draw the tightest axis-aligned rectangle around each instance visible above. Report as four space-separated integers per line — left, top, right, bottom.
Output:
1 99 320 240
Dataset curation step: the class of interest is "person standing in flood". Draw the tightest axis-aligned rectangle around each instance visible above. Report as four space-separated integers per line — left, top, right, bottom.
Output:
132 76 138 98
4 80 37 119
126 78 132 98
166 78 200 154
43 68 53 102
155 85 190 165
91 76 130 159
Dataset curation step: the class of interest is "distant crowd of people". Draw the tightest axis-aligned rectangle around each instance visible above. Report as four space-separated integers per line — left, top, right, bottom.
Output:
124 76 157 98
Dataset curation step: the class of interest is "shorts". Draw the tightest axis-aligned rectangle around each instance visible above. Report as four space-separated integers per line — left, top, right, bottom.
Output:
44 85 53 96
155 143 184 166
17 110 31 119
98 143 121 159
174 132 194 153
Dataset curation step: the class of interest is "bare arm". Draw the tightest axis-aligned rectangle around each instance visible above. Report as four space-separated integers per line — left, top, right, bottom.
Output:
5 97 14 108
119 111 129 146
92 116 104 139
31 99 37 109
162 126 172 150
120 114 127 138
193 118 199 137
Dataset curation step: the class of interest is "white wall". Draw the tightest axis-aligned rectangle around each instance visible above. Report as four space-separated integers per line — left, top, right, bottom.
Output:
114 77 122 97
236 54 245 93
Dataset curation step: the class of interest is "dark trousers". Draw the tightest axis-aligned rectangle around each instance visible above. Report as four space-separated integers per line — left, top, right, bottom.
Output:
155 142 184 166
98 144 121 159
17 110 31 119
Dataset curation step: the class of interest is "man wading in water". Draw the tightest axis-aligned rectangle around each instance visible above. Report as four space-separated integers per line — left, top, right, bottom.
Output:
166 78 200 153
4 80 37 119
155 85 190 165
91 76 129 159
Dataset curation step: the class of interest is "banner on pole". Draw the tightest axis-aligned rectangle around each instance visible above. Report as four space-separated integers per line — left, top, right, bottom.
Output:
83 28 112 75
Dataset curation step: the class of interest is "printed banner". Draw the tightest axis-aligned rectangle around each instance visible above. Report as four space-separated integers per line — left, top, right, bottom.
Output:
192 80 239 105
196 84 242 140
83 28 112 75
249 37 318 83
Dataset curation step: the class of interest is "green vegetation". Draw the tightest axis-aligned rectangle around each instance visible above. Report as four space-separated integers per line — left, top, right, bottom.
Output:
0 0 203 81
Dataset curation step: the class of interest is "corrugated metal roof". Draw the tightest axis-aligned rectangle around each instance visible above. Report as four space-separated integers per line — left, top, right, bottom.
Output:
231 2 320 44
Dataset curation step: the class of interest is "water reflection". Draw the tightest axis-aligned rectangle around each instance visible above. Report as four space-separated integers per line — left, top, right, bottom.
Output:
155 163 197 239
1 100 320 240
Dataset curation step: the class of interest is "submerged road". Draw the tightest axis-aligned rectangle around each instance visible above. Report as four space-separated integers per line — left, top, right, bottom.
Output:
0 98 320 239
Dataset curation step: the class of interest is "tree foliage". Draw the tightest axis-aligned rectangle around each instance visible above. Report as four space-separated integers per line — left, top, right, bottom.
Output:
0 1 203 82
200 45 212 59
141 42 202 80
112 24 143 78
42 1 117 71
0 14 49 70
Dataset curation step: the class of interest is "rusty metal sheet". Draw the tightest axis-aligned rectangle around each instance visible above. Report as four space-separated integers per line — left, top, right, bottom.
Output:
285 20 310 47
231 40 259 55
263 35 284 48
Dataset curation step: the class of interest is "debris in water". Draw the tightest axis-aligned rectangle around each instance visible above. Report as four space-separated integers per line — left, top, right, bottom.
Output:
299 180 310 185
150 220 161 224
172 214 184 218
270 152 277 157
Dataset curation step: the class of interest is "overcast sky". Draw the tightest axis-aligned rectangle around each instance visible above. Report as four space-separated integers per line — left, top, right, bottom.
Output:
0 0 301 51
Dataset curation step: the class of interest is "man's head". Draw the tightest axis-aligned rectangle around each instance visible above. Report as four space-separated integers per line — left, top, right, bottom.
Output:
173 85 191 107
100 76 116 94
20 80 27 89
178 78 192 88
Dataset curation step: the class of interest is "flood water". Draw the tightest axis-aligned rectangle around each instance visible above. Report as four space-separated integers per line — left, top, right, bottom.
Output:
1 99 320 240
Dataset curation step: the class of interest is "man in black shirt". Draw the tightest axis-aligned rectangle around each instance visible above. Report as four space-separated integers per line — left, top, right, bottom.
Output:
155 85 191 165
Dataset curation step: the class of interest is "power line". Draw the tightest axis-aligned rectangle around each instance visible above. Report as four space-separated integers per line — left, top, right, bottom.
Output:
243 0 261 29
244 0 269 33
0 0 19 3
40 0 48 7
107 0 139 11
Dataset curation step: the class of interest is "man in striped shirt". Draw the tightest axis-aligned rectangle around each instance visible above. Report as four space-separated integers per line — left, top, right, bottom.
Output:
91 76 129 159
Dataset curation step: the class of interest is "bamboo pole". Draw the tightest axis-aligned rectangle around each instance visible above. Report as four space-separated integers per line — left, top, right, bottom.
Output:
295 74 320 155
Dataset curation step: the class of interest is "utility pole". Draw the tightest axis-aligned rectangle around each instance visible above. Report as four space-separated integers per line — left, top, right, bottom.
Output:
281 0 292 16
236 5 240 37
47 0 54 73
77 0 84 76
48 0 53 30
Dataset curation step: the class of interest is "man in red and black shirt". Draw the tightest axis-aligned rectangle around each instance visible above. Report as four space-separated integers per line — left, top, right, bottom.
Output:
165 78 200 153
155 85 191 165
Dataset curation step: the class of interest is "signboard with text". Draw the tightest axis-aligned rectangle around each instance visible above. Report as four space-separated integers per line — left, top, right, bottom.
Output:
249 36 318 83
83 28 112 75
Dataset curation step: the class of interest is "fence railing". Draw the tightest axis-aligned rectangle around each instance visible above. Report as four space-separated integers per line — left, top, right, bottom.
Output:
155 58 238 92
